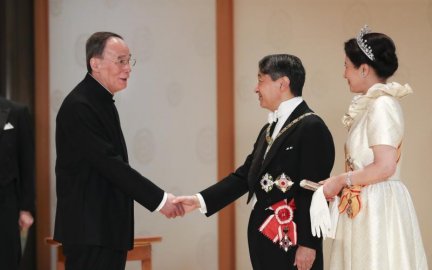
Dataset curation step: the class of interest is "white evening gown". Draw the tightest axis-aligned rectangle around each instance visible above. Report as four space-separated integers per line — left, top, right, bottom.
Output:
330 83 428 270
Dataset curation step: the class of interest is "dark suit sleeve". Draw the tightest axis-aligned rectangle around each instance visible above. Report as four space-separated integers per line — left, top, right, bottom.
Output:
200 126 267 216
17 106 35 212
58 102 164 211
200 157 251 216
294 117 335 249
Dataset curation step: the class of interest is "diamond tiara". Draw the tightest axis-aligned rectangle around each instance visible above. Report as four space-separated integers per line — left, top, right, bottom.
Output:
356 25 375 61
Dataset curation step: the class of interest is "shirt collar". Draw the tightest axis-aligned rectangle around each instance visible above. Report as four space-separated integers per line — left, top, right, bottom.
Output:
268 97 303 124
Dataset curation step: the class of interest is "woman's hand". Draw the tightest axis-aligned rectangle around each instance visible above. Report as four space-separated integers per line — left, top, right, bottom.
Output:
321 175 345 200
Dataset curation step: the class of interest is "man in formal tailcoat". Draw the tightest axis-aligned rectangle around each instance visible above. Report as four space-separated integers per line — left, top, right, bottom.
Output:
0 97 35 270
175 54 335 270
54 32 184 270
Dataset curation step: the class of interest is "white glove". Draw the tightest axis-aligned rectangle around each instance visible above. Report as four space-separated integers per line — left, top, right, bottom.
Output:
310 186 331 239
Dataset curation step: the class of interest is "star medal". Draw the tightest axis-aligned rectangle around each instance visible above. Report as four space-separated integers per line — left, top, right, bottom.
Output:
260 173 274 192
280 227 293 252
275 173 294 193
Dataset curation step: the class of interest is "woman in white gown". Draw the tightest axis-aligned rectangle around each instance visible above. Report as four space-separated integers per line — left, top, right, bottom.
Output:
322 26 428 270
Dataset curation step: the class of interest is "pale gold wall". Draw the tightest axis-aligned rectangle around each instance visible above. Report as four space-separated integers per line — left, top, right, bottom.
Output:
234 0 432 269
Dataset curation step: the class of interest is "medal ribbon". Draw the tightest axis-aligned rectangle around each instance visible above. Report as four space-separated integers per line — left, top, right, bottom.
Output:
341 145 363 219
338 185 362 218
259 199 297 248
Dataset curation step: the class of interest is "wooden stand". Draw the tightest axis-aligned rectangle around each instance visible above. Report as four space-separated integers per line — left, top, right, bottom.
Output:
45 236 162 270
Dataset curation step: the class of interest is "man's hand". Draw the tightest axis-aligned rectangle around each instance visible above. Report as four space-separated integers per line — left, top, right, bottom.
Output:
172 195 201 214
294 245 316 270
160 193 185 218
19 211 34 230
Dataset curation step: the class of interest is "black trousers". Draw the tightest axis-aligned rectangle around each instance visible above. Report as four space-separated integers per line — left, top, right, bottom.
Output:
63 244 127 270
0 183 21 270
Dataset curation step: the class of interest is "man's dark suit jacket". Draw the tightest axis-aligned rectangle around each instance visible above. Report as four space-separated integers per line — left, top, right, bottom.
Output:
54 74 164 251
200 101 335 270
0 97 35 268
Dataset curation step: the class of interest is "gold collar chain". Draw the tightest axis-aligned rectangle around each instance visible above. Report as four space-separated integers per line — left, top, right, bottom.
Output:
265 112 315 146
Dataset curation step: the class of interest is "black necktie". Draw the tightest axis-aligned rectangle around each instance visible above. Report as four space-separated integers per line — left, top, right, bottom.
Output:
269 119 278 136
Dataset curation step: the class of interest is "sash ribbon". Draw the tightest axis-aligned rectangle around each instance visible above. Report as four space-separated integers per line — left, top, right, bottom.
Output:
259 199 297 252
338 185 362 218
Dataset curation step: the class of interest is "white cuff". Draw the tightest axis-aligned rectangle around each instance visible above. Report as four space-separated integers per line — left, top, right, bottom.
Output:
155 192 168 212
196 193 207 214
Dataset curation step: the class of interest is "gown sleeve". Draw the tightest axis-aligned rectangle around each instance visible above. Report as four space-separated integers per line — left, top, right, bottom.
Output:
367 95 404 148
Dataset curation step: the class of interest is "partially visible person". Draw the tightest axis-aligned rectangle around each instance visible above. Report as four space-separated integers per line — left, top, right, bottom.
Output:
175 54 335 270
321 25 428 270
0 97 35 270
54 32 184 270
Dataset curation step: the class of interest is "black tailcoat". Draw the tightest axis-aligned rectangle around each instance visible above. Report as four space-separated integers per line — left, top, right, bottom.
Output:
200 101 335 269
0 97 35 269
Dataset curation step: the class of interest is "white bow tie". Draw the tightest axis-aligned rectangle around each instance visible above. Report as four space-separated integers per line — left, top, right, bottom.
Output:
268 110 280 124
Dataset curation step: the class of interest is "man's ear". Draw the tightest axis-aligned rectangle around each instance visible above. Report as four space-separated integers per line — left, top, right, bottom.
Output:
90 57 100 72
281 76 290 89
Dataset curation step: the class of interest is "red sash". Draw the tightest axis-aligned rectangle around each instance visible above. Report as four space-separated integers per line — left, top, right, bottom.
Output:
259 199 297 252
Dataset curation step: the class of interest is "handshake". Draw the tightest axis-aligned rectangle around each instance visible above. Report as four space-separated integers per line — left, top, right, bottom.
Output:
159 193 202 219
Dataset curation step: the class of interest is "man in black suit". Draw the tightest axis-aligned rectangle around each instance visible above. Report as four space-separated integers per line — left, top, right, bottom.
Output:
0 97 35 270
54 32 184 270
175 54 335 270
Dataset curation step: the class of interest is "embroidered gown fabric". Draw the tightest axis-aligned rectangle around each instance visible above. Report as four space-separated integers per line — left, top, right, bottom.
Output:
330 82 428 270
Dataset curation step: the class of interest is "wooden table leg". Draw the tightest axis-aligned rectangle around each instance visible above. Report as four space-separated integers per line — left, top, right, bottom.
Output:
126 243 151 270
57 245 65 270
141 258 151 270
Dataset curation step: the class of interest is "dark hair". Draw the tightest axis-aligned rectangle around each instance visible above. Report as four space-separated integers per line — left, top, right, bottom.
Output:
258 54 305 96
86 32 123 73
345 32 398 79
